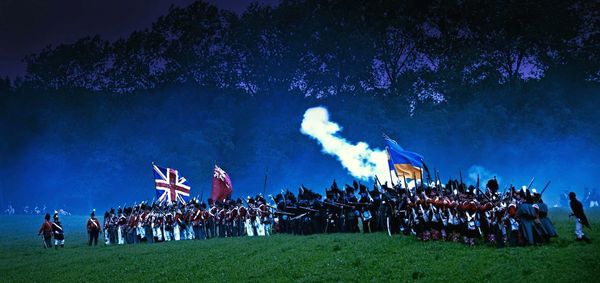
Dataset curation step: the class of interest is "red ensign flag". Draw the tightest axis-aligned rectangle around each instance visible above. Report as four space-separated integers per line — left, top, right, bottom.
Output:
211 165 233 202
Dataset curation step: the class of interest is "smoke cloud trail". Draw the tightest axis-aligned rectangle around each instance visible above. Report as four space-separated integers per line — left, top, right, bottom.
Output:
468 165 501 186
300 106 390 183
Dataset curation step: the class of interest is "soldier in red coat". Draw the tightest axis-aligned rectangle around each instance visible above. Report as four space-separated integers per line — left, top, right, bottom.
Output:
87 209 101 246
38 213 53 248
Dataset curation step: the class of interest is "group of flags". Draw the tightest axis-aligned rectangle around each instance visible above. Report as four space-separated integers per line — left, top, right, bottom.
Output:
153 163 233 205
151 134 424 205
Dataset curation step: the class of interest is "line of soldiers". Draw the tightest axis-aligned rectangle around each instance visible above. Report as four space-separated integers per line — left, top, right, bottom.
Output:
99 177 571 247
269 179 560 247
101 196 273 245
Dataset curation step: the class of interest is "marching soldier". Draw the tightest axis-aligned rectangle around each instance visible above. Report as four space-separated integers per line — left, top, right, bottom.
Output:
207 199 216 238
103 211 111 245
117 208 126 245
164 210 174 241
142 205 153 243
192 203 205 240
87 209 101 246
174 208 183 240
52 212 65 249
38 213 53 249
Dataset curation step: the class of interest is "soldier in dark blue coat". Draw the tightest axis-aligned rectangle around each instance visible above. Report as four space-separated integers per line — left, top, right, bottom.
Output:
516 193 541 245
533 193 557 239
52 212 65 249
569 192 591 243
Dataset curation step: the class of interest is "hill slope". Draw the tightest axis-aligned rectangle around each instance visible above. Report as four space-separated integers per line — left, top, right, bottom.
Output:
1 210 598 282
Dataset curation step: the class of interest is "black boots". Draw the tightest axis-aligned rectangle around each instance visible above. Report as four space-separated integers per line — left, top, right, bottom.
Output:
577 235 592 243
582 235 592 243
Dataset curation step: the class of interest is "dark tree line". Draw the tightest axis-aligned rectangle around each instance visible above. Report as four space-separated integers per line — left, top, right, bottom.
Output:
2 1 596 104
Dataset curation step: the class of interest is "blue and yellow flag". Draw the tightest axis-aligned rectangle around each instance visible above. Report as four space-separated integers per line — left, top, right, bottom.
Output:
384 135 428 179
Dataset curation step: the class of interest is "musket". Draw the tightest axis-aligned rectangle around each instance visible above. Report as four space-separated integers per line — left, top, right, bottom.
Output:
323 200 352 208
333 201 354 208
374 175 383 191
476 174 480 196
526 177 535 192
435 169 442 195
412 171 418 192
498 184 509 202
386 146 395 186
346 202 370 206
298 206 318 212
41 235 48 248
510 180 514 202
320 200 343 208
425 166 432 187
273 210 295 216
364 182 375 202
291 213 308 221
540 181 551 195
402 173 410 195
263 170 268 196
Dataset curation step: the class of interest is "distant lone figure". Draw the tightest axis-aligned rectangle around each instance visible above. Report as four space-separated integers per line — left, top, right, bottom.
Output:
87 209 101 246
38 213 53 248
569 192 591 243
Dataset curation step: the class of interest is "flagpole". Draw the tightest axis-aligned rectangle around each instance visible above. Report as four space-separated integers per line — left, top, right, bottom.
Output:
385 146 395 187
263 168 269 196
151 162 155 203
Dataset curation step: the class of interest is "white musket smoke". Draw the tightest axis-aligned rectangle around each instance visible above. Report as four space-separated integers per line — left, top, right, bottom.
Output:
468 165 501 185
300 106 390 183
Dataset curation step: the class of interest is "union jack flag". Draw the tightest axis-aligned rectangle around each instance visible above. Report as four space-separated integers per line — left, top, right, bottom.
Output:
153 163 191 205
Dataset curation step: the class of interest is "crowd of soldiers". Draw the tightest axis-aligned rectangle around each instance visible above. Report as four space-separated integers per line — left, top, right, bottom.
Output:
99 195 273 245
97 177 571 247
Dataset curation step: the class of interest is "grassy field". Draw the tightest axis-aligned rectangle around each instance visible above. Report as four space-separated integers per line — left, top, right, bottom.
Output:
1 209 598 282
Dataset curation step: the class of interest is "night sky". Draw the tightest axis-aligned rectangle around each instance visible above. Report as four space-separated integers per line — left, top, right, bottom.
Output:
0 0 279 79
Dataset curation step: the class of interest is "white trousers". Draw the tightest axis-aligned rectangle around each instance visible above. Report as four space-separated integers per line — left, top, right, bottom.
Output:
137 225 145 239
186 226 195 240
153 226 163 241
174 224 181 241
576 218 584 238
257 223 265 236
245 219 254 236
118 227 125 245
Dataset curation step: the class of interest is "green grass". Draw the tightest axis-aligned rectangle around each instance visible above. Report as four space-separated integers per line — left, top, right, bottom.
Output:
1 209 598 282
